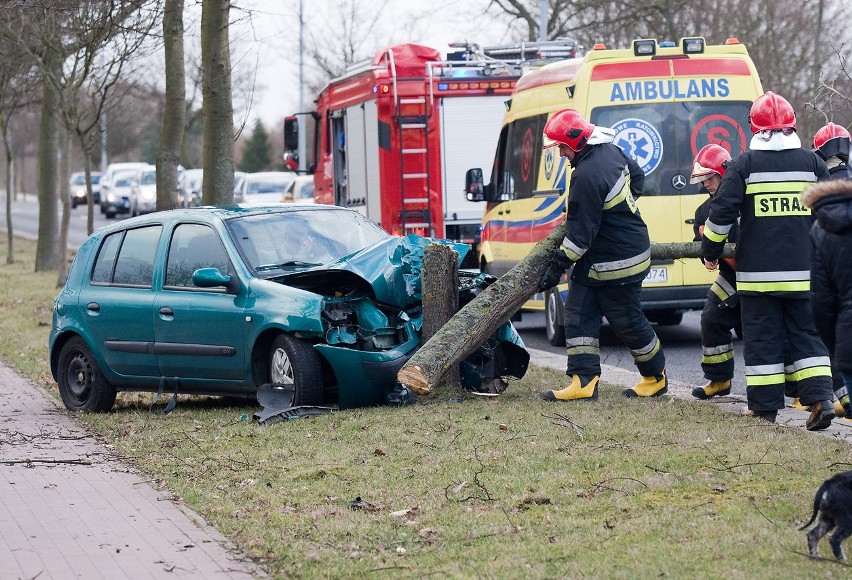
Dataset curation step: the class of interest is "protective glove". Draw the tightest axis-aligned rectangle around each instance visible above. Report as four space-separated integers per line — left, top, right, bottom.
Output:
537 249 573 292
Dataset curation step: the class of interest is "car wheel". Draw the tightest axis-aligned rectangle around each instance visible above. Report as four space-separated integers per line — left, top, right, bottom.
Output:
268 334 324 406
545 289 566 347
57 336 117 412
106 209 116 219
647 310 683 326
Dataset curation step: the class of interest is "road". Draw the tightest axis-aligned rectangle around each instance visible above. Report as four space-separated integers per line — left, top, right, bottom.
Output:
511 309 747 397
3 196 747 396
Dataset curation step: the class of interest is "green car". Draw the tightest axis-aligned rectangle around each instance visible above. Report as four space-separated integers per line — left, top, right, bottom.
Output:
49 204 528 413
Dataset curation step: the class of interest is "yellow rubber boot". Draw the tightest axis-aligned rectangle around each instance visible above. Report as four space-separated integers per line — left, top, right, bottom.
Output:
691 379 731 400
541 375 599 402
623 369 668 398
833 400 846 418
790 398 808 410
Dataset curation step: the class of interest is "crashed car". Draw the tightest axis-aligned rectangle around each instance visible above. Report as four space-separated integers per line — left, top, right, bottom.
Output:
49 204 528 413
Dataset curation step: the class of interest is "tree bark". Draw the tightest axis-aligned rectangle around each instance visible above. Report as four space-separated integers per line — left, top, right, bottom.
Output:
35 49 60 272
56 127 70 287
397 225 734 395
3 116 13 265
201 0 234 206
158 0 186 211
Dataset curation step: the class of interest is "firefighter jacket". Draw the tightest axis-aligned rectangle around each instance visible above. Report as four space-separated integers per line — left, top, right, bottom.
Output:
826 158 852 180
802 179 852 374
560 143 650 286
702 148 829 296
693 196 737 305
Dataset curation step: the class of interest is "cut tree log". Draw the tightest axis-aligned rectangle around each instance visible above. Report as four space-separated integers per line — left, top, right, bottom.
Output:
397 222 734 395
420 243 462 391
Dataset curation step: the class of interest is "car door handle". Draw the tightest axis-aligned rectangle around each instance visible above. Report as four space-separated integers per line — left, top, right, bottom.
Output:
86 302 100 313
159 307 174 316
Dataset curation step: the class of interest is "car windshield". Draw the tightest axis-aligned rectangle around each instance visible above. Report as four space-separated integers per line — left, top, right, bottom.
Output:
140 171 156 185
246 175 295 195
91 174 101 184
71 174 86 186
226 209 390 274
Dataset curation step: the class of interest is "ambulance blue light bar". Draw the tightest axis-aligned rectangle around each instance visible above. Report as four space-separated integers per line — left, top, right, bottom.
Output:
633 39 656 56
682 37 705 54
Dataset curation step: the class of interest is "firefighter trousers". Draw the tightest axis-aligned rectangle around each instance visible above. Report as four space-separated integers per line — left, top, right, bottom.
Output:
700 296 740 382
563 279 665 379
740 294 833 412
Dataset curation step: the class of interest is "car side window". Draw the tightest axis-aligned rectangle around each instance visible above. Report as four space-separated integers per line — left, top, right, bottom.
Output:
165 223 230 288
91 226 162 287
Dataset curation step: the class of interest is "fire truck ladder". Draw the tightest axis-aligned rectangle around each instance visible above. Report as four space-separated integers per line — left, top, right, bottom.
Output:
385 49 433 236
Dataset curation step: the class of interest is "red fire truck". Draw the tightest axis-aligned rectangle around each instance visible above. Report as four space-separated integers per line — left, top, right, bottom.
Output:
284 39 580 264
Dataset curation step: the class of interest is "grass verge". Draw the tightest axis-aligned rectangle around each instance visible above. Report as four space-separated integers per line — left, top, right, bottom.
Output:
2 235 852 578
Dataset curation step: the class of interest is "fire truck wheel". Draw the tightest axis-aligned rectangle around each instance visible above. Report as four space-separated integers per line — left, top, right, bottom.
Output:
545 289 566 347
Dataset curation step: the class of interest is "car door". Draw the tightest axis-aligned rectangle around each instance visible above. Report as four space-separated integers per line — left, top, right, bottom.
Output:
153 223 247 380
77 225 161 378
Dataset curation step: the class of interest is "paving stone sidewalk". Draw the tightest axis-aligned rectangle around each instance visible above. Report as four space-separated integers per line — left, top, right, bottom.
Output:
0 363 261 579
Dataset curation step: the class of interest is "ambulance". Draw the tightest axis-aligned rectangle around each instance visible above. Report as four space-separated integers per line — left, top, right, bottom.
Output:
465 37 764 345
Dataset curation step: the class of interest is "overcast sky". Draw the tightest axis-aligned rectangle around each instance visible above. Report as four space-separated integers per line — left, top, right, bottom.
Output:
231 0 519 127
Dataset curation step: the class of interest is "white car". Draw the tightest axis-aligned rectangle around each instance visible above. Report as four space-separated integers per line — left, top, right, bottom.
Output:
130 166 157 216
103 169 139 218
285 175 315 204
179 168 204 207
235 171 297 204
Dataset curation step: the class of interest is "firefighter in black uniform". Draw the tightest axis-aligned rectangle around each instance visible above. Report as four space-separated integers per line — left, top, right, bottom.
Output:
805 122 852 418
701 92 834 429
689 144 740 400
538 108 667 402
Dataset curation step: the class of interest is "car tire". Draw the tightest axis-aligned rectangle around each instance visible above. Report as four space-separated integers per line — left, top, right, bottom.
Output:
57 336 117 412
268 334 324 406
106 209 116 219
647 310 684 326
545 289 566 347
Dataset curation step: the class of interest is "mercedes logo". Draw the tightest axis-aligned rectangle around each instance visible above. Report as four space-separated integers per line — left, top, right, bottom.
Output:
671 174 687 190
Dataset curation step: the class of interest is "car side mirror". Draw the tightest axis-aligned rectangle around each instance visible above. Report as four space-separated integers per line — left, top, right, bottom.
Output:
193 267 232 289
465 168 485 202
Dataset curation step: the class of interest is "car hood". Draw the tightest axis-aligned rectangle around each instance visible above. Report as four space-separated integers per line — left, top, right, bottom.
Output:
277 234 469 308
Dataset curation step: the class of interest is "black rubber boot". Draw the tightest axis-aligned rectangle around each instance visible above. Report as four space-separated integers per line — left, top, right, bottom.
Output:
806 400 835 431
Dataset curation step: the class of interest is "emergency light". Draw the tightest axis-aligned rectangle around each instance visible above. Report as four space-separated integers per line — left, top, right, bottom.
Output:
633 39 656 56
682 37 705 54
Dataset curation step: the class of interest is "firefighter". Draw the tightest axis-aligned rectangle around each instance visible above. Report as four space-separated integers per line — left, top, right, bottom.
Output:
689 144 740 400
813 122 852 180
701 91 834 429
538 108 667 402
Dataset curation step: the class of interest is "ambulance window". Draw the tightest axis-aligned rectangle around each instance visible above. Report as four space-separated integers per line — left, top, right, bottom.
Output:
591 101 751 197
495 114 546 200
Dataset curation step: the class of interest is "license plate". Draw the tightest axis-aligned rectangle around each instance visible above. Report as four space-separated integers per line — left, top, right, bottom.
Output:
644 267 668 284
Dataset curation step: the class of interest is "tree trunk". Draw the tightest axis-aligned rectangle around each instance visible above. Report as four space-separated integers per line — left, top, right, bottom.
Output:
3 116 14 265
56 127 70 287
158 0 186 211
35 50 60 271
397 225 734 395
201 0 234 206
400 243 463 394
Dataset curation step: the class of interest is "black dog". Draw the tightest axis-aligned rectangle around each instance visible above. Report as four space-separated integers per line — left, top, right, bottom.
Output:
800 471 852 560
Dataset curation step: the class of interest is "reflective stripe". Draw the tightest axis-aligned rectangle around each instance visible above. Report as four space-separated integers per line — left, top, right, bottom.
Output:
567 337 600 348
702 342 734 365
566 345 600 356
746 171 817 184
746 362 786 386
704 219 731 242
703 351 735 365
703 343 733 356
631 336 661 362
738 271 810 282
785 366 832 381
745 182 810 194
737 281 810 292
566 336 600 357
562 237 587 261
838 386 849 398
588 249 651 281
709 276 735 301
782 356 832 382
602 170 629 210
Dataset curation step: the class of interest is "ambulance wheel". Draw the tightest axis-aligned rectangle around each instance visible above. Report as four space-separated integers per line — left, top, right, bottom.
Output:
545 289 566 347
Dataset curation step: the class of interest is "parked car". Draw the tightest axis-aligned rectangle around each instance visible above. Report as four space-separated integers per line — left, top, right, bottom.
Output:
284 175 315 203
69 171 102 208
235 171 297 204
130 165 157 216
178 168 203 207
49 204 528 412
234 171 246 196
100 162 149 217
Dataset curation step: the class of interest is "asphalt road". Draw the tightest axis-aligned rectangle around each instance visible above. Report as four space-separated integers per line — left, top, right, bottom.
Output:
3 197 116 248
514 309 747 396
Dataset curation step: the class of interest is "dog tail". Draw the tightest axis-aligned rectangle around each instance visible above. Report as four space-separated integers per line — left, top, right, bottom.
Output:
798 482 826 531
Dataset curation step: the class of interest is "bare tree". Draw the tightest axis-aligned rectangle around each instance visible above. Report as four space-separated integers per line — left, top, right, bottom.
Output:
157 0 185 210
200 0 234 205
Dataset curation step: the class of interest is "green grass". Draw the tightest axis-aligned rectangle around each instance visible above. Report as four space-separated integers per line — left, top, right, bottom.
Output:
3 235 852 578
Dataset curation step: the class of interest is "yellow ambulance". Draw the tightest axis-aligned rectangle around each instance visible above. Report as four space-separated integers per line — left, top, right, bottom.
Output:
466 37 763 345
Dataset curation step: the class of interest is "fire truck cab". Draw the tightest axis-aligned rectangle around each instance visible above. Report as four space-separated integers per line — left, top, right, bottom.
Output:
285 39 581 266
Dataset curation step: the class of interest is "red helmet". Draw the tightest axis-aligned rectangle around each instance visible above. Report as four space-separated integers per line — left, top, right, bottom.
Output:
749 91 796 134
813 122 851 161
543 109 594 152
690 144 732 184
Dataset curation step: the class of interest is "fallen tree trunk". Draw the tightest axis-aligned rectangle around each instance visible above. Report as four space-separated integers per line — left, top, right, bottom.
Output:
397 228 734 395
